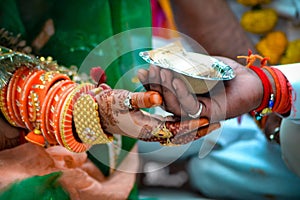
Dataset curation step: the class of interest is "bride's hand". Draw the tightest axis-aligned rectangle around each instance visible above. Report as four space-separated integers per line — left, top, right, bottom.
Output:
93 84 220 145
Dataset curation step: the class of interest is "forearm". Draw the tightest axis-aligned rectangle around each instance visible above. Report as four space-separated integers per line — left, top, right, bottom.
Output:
170 0 255 61
0 116 22 150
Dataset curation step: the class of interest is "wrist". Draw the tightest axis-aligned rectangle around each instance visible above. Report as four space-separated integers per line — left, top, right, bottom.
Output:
247 67 265 111
249 66 273 117
249 65 292 117
261 68 277 100
0 115 24 150
0 48 111 152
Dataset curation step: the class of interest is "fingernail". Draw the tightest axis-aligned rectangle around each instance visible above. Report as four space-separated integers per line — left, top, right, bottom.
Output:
149 67 156 78
149 91 163 106
172 81 178 90
160 71 166 82
137 70 146 82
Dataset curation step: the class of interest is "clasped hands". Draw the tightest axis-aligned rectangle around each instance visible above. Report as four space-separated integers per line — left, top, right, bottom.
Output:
91 67 233 145
91 84 219 145
93 56 269 145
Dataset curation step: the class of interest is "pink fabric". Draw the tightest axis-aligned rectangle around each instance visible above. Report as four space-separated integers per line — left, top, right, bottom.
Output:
151 0 167 28
0 143 138 200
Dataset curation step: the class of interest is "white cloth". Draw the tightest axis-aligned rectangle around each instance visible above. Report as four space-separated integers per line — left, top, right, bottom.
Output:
139 114 300 199
228 0 300 178
275 63 300 120
188 115 300 200
275 63 300 176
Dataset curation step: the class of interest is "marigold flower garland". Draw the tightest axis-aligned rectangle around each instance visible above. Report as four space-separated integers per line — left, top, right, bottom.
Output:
238 0 300 64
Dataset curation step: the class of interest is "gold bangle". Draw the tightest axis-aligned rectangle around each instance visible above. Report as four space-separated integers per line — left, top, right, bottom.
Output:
59 83 96 152
73 93 113 146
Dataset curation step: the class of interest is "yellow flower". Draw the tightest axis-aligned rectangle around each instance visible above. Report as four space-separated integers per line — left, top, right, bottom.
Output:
256 31 288 64
280 39 300 64
241 8 278 34
237 0 271 6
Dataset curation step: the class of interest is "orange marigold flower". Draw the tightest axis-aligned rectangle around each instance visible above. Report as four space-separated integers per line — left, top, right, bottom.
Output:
256 31 288 64
237 0 271 6
280 39 300 64
241 8 278 34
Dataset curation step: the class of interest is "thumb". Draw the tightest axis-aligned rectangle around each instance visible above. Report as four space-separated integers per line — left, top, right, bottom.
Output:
91 88 162 110
130 91 162 109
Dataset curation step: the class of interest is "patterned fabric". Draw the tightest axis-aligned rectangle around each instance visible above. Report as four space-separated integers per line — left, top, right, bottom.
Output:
0 0 152 199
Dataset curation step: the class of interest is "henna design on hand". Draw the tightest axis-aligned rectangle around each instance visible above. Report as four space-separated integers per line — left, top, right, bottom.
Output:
97 90 118 130
96 88 220 145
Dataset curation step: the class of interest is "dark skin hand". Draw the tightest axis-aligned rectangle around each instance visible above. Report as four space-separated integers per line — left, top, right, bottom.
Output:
138 57 264 123
93 84 221 145
0 116 22 150
263 113 282 143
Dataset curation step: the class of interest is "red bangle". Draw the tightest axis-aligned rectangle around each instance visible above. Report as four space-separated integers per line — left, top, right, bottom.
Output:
40 79 73 145
249 66 273 114
59 83 95 153
51 83 76 146
271 67 292 115
19 70 45 130
263 66 281 111
0 85 16 126
15 67 37 127
27 71 70 131
0 53 110 150
7 67 28 127
43 80 74 145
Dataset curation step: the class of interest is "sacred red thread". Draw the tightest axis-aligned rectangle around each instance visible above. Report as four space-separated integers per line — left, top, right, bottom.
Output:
249 65 273 113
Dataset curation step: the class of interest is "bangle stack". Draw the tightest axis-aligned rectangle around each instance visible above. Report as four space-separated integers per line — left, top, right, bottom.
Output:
270 67 293 115
248 65 274 120
0 47 112 152
238 51 292 119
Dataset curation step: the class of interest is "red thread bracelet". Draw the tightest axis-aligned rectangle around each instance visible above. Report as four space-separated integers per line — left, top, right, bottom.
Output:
271 67 292 115
249 66 273 113
263 66 281 111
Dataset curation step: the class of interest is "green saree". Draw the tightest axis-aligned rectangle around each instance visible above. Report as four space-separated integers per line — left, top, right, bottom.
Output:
0 0 152 199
